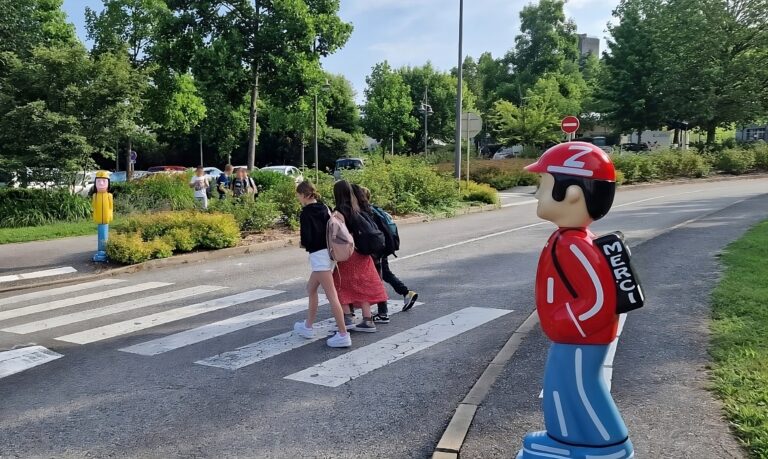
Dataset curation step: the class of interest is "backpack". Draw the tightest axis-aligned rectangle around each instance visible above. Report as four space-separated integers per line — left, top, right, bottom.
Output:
326 210 354 262
371 206 400 254
551 230 644 315
352 211 386 256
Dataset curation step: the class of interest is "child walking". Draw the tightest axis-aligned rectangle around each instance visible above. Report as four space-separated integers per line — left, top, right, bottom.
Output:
294 181 351 348
333 180 388 333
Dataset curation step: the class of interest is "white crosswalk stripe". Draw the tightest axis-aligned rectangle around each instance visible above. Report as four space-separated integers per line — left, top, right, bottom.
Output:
56 289 283 345
0 267 77 284
0 346 63 379
196 300 420 370
285 307 512 387
120 296 327 356
2 285 226 334
0 279 125 307
0 282 171 322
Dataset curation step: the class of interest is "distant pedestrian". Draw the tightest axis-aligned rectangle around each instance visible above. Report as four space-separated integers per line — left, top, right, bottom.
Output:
294 181 351 348
333 180 388 333
189 166 210 210
230 167 257 199
216 164 234 199
353 185 418 323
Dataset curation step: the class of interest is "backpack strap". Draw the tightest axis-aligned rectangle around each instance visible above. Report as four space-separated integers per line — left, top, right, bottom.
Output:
550 230 578 299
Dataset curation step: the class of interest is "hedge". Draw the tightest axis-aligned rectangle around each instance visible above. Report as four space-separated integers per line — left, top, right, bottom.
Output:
0 189 91 228
461 181 500 205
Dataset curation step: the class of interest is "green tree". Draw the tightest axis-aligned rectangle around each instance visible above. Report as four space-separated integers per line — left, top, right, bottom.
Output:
489 99 560 148
361 62 418 152
512 0 579 95
0 0 77 57
148 72 207 136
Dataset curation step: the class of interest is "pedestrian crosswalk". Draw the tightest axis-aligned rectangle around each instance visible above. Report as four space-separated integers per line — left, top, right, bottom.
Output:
0 278 512 386
0 266 78 284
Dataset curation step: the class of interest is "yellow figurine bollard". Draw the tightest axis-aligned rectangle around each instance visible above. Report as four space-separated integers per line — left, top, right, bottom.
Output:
92 171 113 262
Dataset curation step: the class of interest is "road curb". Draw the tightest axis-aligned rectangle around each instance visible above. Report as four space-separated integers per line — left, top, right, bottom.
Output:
0 204 498 294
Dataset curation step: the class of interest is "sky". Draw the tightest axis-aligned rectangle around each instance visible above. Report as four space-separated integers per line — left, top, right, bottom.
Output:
62 0 619 102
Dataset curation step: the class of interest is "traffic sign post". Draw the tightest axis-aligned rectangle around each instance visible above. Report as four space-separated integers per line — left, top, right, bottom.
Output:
561 116 580 141
463 112 482 184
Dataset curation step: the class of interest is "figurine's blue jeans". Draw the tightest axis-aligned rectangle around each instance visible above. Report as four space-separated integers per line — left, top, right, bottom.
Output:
543 343 628 446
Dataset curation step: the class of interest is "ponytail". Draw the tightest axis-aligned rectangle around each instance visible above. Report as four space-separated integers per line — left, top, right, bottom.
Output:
296 180 321 200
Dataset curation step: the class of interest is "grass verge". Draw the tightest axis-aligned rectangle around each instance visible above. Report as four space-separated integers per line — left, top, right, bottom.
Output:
711 219 768 458
0 220 96 244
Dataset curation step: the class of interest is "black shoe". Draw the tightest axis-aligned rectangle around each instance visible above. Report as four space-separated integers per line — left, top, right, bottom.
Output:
403 291 419 311
353 319 377 333
372 313 390 324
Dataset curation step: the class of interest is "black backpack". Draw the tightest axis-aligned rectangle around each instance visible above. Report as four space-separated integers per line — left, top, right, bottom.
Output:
369 209 397 256
371 206 400 254
551 230 644 315
352 211 386 256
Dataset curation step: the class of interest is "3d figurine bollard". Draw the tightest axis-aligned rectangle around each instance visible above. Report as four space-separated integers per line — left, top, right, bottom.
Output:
91 171 113 263
517 142 644 459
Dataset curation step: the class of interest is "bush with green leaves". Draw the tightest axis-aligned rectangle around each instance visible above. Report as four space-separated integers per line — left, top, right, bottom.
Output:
0 188 91 228
751 142 768 171
716 149 755 175
250 170 293 193
345 155 461 214
108 211 240 264
460 181 499 205
113 173 195 214
209 197 280 232
262 179 303 229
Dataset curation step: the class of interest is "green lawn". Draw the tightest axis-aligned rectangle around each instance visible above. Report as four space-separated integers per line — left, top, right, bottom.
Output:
711 220 768 458
0 220 96 244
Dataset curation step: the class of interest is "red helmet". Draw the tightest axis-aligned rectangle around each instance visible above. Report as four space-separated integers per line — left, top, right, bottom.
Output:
524 142 616 182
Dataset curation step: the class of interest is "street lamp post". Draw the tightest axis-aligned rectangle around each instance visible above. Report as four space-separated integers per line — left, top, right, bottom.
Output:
418 86 433 156
454 0 464 179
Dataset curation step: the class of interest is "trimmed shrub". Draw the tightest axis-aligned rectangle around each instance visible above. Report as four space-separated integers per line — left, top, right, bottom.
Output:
113 173 195 214
261 179 303 229
209 197 280 232
147 237 174 259
716 149 755 175
461 181 499 205
0 189 91 228
163 227 196 252
752 142 768 171
677 152 712 178
250 170 293 193
106 233 153 264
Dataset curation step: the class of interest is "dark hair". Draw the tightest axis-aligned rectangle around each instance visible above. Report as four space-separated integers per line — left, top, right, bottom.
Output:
333 180 360 220
551 174 615 221
196 165 204 170
351 184 371 213
296 180 321 200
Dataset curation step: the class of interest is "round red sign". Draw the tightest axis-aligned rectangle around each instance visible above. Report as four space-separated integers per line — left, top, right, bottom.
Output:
561 116 580 134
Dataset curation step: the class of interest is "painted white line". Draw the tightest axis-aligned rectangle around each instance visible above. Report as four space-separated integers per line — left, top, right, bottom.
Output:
56 289 283 345
0 282 171 322
0 279 125 307
501 199 538 208
2 285 226 334
120 295 326 356
0 346 63 379
196 300 422 370
0 267 77 284
285 307 512 387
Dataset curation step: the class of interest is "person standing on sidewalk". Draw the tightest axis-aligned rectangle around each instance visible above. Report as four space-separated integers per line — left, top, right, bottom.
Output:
353 185 418 324
189 166 210 210
293 181 351 348
333 180 388 333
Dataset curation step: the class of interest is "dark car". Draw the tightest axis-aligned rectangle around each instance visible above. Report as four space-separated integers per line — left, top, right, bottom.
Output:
333 158 364 179
620 143 649 152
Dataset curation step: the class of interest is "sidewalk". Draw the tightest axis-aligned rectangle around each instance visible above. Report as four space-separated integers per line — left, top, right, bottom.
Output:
0 235 97 287
456 195 768 458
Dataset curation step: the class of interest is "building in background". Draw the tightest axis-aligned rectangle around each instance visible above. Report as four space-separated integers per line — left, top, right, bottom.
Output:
578 34 600 57
736 124 768 142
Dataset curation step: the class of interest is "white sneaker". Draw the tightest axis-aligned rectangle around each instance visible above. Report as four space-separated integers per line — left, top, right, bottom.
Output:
293 321 315 339
326 332 352 348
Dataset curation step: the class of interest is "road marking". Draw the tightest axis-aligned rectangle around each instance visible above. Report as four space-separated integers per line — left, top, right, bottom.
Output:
0 346 63 379
2 286 226 334
196 300 421 370
56 289 283 345
0 282 171 322
0 279 125 307
120 296 326 356
285 307 512 387
501 199 538 208
0 267 77 284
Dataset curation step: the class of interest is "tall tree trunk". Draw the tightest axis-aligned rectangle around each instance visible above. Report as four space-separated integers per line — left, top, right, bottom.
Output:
673 128 680 147
247 71 259 171
706 124 717 145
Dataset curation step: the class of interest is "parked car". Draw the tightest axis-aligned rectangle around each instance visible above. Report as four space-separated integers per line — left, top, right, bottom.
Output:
620 143 650 152
333 158 364 179
261 165 304 184
147 166 187 174
492 145 523 160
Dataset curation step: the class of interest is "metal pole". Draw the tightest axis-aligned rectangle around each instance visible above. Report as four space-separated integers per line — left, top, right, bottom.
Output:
453 0 464 180
313 93 318 182
424 86 429 156
466 114 470 184
199 130 204 166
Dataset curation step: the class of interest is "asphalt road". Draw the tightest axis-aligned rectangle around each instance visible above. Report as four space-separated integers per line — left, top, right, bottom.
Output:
0 177 766 458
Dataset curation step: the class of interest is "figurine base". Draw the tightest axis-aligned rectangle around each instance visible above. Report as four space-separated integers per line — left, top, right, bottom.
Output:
92 251 108 263
516 431 633 459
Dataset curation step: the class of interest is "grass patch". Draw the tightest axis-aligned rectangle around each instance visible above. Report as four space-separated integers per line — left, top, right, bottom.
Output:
711 219 768 457
0 220 96 244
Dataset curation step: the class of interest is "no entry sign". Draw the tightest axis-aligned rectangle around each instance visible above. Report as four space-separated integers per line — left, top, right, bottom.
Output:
561 116 580 135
